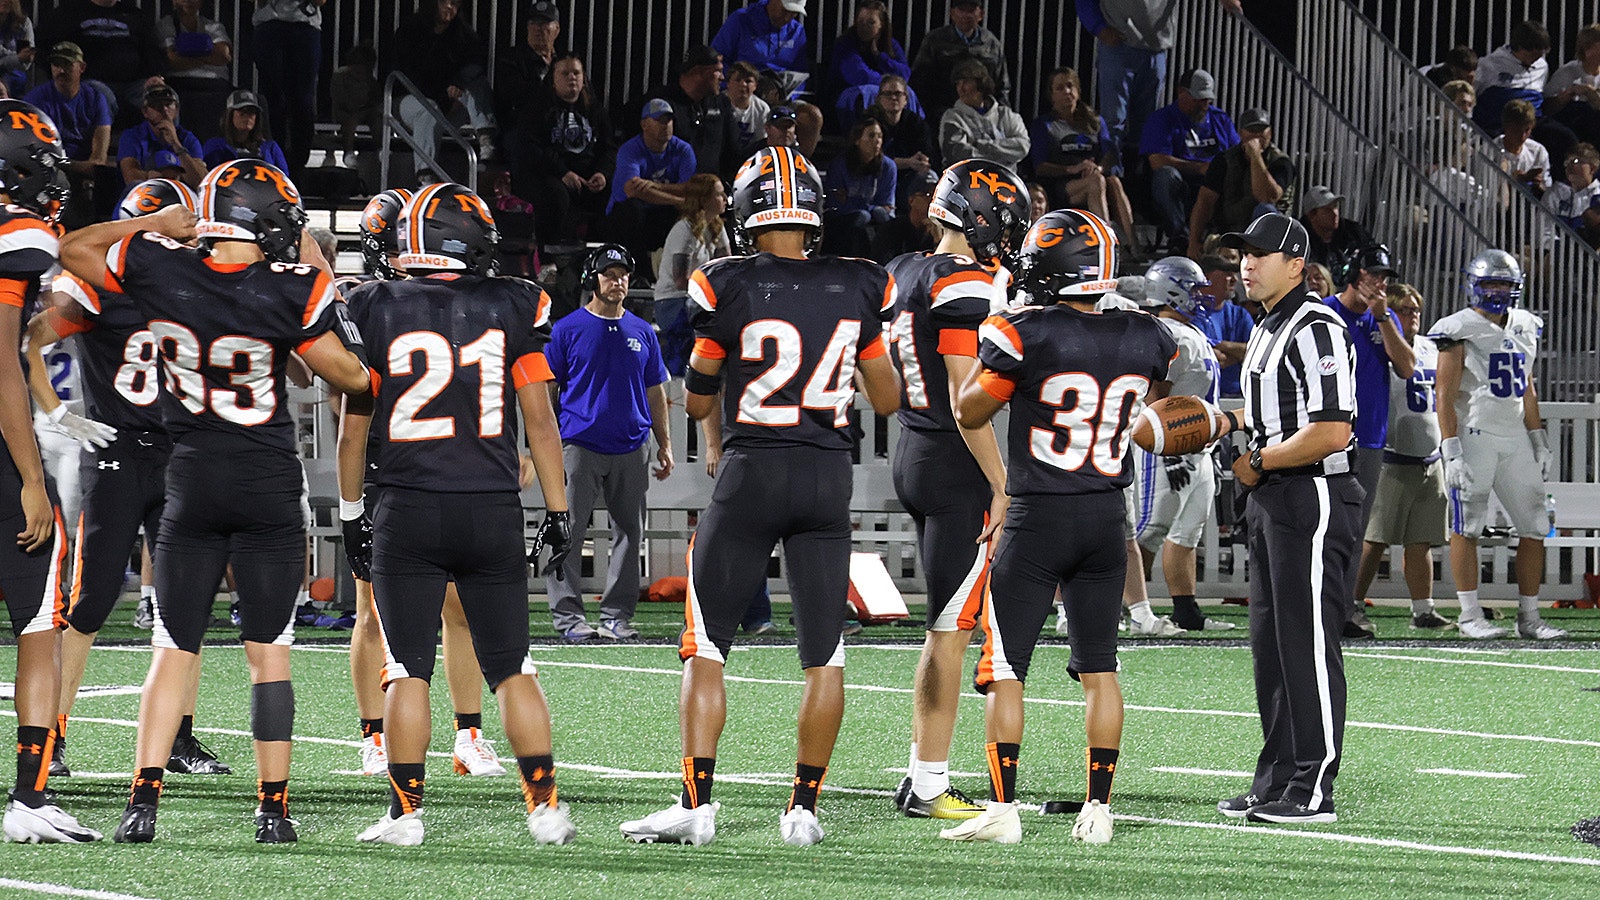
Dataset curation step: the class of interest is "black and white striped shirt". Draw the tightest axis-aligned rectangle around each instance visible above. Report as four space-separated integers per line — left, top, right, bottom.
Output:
1241 282 1358 474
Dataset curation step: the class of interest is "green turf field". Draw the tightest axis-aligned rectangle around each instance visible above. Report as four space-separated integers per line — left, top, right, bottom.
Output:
4 602 1600 899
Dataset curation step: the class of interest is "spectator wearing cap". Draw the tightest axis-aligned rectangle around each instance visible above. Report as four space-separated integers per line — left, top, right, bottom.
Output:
1500 99 1551 196
387 0 498 185
0 0 33 100
1299 186 1375 284
1193 253 1253 397
543 243 674 643
1031 65 1135 245
822 115 897 259
1323 243 1412 638
249 0 324 177
824 1 911 106
202 88 289 171
742 103 799 157
911 0 1009 124
24 41 114 228
117 78 206 189
1474 20 1551 133
644 46 743 181
607 98 697 265
1140 67 1240 252
726 60 772 147
513 53 613 248
1186 106 1295 259
939 59 1029 169
494 0 564 167
42 0 164 129
157 0 233 144
712 0 810 100
866 74 936 207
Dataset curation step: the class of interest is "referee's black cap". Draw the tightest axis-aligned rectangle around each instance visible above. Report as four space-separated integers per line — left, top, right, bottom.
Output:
1220 212 1309 259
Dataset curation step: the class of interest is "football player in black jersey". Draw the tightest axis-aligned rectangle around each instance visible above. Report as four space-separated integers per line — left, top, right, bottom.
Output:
944 209 1176 846
620 146 901 848
885 159 1028 821
339 182 576 846
25 179 232 782
0 98 104 844
60 159 372 844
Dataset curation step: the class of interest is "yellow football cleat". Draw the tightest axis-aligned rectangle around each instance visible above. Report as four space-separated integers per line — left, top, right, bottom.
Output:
903 787 985 820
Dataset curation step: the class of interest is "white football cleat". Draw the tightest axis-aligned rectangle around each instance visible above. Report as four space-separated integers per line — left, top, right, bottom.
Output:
1458 616 1508 640
358 734 387 776
938 800 1022 844
1071 800 1114 844
357 810 424 846
779 806 824 846
1130 614 1186 636
3 799 103 843
527 802 577 845
1516 614 1568 640
452 728 507 776
620 800 718 846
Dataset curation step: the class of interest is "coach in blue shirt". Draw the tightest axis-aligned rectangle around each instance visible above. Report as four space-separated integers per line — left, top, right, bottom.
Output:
1139 68 1238 250
1322 244 1413 637
712 0 809 98
543 245 674 643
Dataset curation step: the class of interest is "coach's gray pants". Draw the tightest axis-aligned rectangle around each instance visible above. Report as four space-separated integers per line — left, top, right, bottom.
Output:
544 443 648 632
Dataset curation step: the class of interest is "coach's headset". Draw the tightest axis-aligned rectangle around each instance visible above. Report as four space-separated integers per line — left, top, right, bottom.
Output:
581 243 636 293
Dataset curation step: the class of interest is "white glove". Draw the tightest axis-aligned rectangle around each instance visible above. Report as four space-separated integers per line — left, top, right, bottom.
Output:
1440 436 1473 494
48 403 117 451
1528 428 1552 481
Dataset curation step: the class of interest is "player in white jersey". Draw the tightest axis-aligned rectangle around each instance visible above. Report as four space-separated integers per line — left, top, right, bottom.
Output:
26 291 97 528
1131 257 1233 633
1427 250 1565 640
1353 284 1452 629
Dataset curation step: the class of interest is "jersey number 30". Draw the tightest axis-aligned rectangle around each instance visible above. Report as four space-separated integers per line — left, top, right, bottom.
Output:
1032 372 1147 474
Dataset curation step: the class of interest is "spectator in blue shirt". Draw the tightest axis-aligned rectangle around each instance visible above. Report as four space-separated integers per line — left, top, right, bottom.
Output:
1193 254 1253 397
25 41 114 227
543 244 674 642
824 1 910 107
116 80 206 191
1139 68 1239 250
822 116 897 259
606 98 697 267
200 89 290 172
712 0 810 99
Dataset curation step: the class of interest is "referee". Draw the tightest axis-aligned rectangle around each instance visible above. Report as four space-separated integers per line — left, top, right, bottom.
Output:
1212 213 1363 825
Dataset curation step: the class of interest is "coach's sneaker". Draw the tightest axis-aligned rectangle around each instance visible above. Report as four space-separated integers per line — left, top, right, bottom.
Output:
1217 793 1268 819
255 809 298 844
599 618 639 640
620 800 718 846
357 810 424 846
563 622 598 643
3 797 102 843
1071 800 1113 844
49 738 70 777
134 596 155 630
169 733 232 774
939 800 1022 844
1411 610 1453 629
1130 614 1186 637
1246 799 1336 824
779 806 824 846
527 801 577 845
902 787 984 820
452 728 507 776
359 733 387 776
112 803 157 843
1516 614 1568 640
1458 615 1508 640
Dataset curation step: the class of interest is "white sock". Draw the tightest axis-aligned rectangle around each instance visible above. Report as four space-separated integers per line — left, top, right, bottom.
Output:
1457 589 1483 621
140 584 156 600
905 742 918 776
229 590 241 607
1410 598 1434 615
1518 594 1540 617
911 758 950 800
1128 600 1155 624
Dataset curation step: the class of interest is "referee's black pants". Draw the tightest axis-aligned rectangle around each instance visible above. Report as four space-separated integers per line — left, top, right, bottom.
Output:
1245 472 1363 811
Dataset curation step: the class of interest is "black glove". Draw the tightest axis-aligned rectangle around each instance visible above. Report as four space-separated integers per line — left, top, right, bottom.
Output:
342 513 374 582
1163 454 1194 492
528 510 573 576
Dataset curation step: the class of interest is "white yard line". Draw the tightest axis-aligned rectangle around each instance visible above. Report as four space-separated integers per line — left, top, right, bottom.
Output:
0 879 159 900
1347 651 1600 675
1150 766 1255 778
1415 768 1527 780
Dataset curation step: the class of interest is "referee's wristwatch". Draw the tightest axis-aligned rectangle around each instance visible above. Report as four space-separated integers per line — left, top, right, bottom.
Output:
1249 449 1264 474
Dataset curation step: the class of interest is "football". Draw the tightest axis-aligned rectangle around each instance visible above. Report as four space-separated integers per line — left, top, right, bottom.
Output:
1130 396 1227 455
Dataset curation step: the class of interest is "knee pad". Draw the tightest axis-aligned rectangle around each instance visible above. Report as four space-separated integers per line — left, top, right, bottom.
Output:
251 680 295 742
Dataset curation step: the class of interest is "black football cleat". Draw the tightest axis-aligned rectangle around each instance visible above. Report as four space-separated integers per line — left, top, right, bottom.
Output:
168 734 233 775
49 738 70 778
892 776 912 812
114 804 157 843
255 810 298 844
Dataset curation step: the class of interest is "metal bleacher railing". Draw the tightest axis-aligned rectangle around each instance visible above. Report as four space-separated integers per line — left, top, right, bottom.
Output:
1346 0 1599 79
1296 0 1600 404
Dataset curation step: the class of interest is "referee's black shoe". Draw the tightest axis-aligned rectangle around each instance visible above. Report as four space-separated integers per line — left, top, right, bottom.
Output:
1246 799 1336 824
1217 793 1268 819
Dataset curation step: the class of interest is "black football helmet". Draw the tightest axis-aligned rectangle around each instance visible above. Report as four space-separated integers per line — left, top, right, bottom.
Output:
396 182 499 276
0 99 70 226
730 145 824 254
197 159 308 262
116 177 197 220
581 243 635 291
358 187 413 280
1008 208 1120 304
1335 242 1400 289
928 159 1031 266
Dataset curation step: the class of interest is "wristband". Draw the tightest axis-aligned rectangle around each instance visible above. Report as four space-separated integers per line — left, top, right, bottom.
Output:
1440 436 1462 460
684 365 722 396
1223 409 1242 434
339 497 365 521
47 404 68 424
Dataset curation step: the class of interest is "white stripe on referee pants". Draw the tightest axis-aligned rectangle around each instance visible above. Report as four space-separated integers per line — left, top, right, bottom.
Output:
1308 476 1337 812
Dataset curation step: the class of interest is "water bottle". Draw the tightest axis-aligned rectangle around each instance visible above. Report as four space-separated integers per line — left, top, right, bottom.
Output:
1546 493 1557 538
